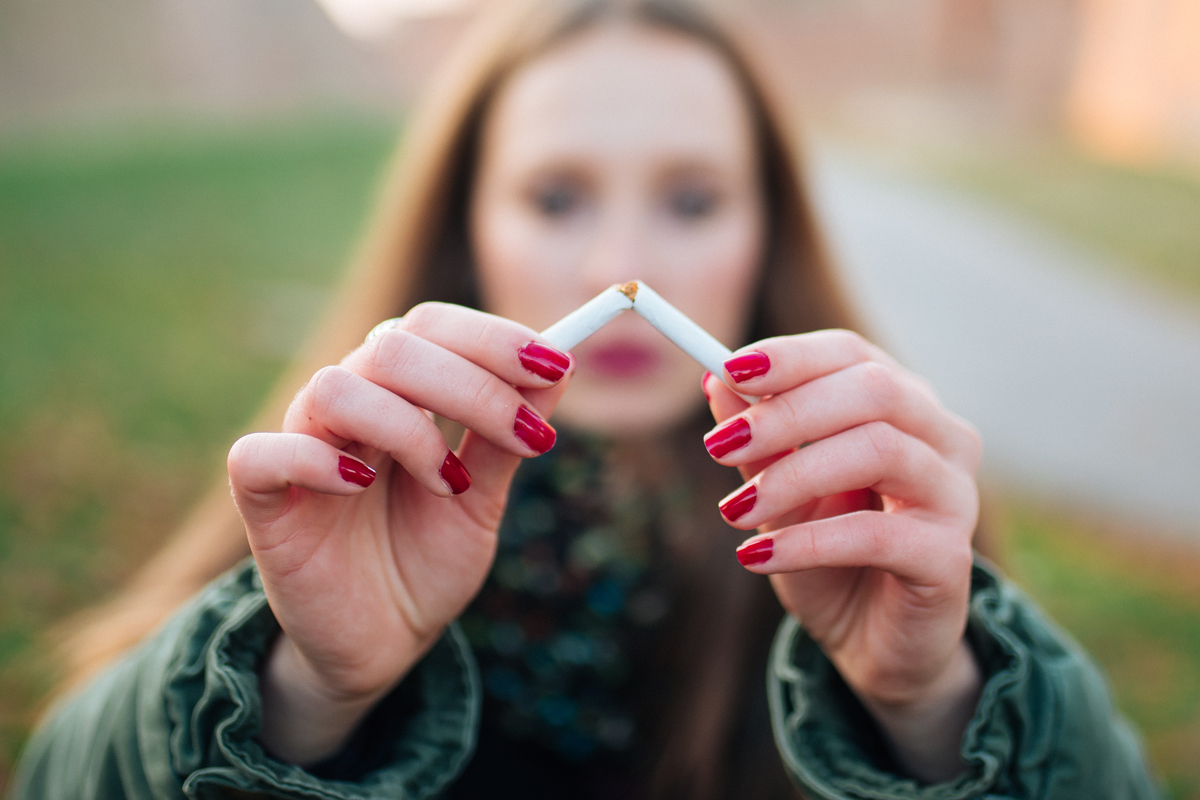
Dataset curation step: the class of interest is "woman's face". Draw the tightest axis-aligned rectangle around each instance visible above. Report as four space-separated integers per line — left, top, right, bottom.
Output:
471 24 765 436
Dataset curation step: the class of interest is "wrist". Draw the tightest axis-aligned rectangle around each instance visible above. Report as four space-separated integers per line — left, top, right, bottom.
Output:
259 633 396 766
856 640 983 784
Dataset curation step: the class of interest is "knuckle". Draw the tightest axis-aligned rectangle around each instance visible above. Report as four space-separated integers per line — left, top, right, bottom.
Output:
829 328 870 359
771 452 804 494
307 366 355 414
941 412 983 473
399 302 439 335
943 540 976 582
772 391 806 434
462 369 503 419
367 328 417 377
476 314 505 345
860 421 903 466
856 361 902 410
394 406 436 449
958 419 984 467
862 513 893 559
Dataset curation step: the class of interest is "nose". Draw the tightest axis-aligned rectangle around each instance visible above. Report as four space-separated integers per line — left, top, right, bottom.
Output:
578 195 650 295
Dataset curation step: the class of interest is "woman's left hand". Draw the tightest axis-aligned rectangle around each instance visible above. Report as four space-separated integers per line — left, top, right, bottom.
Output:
701 330 984 783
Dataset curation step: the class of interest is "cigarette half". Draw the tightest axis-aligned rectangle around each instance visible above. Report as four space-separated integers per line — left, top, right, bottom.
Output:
540 285 634 351
628 282 730 379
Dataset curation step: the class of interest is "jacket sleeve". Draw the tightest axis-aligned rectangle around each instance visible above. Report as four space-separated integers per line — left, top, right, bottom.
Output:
767 559 1162 800
10 558 481 800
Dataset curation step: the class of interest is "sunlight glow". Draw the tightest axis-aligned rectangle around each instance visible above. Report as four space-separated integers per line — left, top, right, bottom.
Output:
314 0 469 39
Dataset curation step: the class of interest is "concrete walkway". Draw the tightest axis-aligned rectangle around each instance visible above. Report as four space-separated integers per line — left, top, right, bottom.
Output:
811 152 1200 535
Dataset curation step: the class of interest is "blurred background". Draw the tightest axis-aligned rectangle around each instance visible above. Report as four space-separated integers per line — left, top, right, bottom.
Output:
1 0 1198 793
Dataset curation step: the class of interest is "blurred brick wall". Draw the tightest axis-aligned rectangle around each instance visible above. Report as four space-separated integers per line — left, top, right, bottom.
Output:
5 0 1197 171
745 0 1080 142
1067 0 1200 168
0 0 464 131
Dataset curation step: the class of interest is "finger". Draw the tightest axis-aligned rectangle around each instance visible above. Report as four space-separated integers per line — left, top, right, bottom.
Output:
341 331 559 457
452 372 573 523
716 422 975 530
702 371 786 482
705 361 982 471
228 432 376 528
284 366 468 497
702 370 750 424
392 302 574 387
720 329 897 395
733 511 973 588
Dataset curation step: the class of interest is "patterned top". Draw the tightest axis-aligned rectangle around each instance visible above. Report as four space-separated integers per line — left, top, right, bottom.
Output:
458 432 684 768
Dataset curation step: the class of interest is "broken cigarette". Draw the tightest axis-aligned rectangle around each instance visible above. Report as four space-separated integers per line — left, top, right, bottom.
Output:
538 283 634 350
540 280 754 399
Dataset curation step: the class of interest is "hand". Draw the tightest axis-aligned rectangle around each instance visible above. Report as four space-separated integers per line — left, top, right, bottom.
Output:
226 303 574 764
701 330 983 782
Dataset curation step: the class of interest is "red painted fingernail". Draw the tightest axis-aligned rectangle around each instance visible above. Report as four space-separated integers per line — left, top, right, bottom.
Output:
724 351 770 383
704 417 751 458
514 405 556 454
737 537 773 566
518 342 570 382
719 483 757 522
439 450 471 494
338 455 376 488
701 371 713 400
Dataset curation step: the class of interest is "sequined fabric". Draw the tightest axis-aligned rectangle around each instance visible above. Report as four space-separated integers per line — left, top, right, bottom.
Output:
458 433 684 767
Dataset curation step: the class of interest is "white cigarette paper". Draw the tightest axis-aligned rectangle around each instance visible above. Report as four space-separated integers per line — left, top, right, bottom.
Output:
539 284 634 350
540 280 755 400
626 282 731 379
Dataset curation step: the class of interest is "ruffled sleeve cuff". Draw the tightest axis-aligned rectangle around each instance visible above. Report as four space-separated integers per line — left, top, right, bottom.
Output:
767 559 1160 800
139 557 481 799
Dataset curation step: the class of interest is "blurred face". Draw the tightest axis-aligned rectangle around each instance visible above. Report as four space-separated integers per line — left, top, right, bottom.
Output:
471 24 765 436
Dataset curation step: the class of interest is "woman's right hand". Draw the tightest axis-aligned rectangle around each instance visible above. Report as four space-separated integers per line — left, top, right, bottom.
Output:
226 303 574 764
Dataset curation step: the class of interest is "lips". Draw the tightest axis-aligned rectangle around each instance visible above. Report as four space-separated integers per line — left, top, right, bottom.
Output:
585 342 661 379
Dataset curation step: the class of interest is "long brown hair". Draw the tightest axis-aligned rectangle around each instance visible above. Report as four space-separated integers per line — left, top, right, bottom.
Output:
57 0 869 795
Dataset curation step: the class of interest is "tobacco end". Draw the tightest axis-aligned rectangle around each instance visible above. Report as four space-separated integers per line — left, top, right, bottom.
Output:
616 280 640 301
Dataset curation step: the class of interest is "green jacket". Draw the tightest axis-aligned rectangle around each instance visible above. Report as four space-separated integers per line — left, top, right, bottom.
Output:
11 558 1160 799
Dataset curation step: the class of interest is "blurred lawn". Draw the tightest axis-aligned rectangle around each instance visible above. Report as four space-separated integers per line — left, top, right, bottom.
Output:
1004 505 1200 799
925 146 1200 300
0 121 1197 794
0 117 398 778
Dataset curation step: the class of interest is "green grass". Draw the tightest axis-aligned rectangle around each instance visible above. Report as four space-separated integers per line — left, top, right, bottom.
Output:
0 116 399 777
924 146 1200 300
1005 504 1200 799
926 149 1200 797
0 121 1197 793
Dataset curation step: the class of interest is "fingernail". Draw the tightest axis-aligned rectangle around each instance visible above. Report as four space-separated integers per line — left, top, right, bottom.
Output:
518 341 571 382
719 483 757 522
737 537 773 566
724 351 770 383
701 370 713 400
514 405 556 454
338 455 376 488
439 450 471 494
704 417 751 458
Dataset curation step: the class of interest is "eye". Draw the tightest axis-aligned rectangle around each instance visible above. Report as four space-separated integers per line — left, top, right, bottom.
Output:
529 183 581 218
669 186 719 219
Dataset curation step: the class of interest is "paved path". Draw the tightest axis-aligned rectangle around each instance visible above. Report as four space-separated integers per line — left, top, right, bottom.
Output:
811 152 1200 535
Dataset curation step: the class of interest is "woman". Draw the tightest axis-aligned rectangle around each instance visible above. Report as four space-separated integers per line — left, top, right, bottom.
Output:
13 0 1157 798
